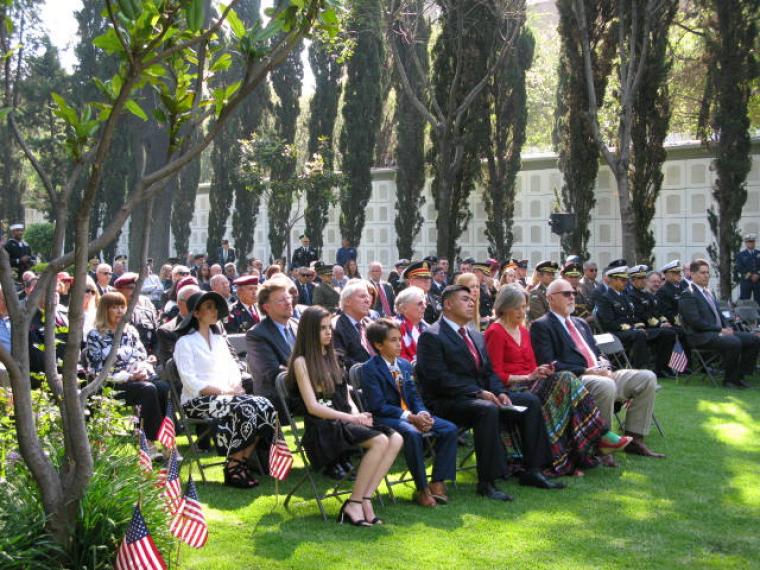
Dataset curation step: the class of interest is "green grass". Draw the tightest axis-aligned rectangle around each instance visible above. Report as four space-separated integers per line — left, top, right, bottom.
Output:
176 376 760 570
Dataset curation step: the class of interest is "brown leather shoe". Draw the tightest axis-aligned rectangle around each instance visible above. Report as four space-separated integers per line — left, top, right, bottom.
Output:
429 481 449 504
415 488 437 508
624 438 666 459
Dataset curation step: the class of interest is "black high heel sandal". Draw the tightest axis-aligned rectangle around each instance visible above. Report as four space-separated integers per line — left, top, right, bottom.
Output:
224 458 259 489
337 500 371 527
362 497 384 525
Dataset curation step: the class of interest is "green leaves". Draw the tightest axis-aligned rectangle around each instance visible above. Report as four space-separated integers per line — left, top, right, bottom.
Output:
212 81 241 117
125 99 148 121
93 28 126 55
184 0 204 32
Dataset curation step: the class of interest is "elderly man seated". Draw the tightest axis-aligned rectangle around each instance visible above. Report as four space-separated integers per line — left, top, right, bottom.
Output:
332 280 375 371
530 279 664 462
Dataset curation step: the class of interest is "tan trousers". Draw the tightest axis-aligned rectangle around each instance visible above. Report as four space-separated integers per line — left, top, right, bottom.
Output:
581 368 657 436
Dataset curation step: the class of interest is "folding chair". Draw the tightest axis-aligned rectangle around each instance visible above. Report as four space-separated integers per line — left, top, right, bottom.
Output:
593 334 665 437
687 347 722 387
163 359 226 483
733 305 760 332
227 333 248 357
275 371 356 521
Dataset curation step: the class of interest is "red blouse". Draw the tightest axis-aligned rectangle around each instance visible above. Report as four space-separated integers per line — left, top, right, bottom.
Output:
484 322 537 385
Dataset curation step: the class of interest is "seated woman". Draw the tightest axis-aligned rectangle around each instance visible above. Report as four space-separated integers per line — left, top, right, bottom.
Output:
455 272 483 330
484 286 631 476
86 292 168 449
82 275 101 336
393 286 428 362
174 290 278 488
288 306 403 526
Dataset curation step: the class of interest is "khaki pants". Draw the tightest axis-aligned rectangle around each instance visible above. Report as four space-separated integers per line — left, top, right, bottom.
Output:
581 368 657 436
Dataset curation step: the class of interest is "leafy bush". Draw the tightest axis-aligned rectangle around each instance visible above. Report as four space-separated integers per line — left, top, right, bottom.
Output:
23 222 55 261
0 390 173 569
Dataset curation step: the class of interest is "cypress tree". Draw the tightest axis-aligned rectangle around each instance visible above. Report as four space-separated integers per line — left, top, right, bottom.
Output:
698 0 759 298
392 0 428 259
630 0 677 266
483 24 534 260
338 0 384 248
553 0 615 258
304 39 342 254
171 131 201 260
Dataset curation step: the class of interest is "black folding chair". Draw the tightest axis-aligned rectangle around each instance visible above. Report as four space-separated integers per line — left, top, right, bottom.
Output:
227 333 248 358
275 371 357 521
686 348 722 387
163 359 226 482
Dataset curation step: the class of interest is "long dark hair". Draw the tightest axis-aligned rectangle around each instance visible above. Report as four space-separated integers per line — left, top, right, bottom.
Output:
287 306 342 394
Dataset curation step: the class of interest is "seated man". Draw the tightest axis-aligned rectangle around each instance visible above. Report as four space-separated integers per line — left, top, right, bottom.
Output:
332 280 375 371
114 272 160 356
531 279 664 461
312 262 340 313
416 285 562 501
678 259 760 389
246 280 298 415
362 319 458 508
225 275 261 334
156 280 201 368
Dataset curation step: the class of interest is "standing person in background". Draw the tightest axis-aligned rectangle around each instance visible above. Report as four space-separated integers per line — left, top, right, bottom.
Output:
291 234 318 270
516 260 529 288
4 223 36 279
367 262 395 318
736 233 760 302
336 238 357 268
217 239 236 265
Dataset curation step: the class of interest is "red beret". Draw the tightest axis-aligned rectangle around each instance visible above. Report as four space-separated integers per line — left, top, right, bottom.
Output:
113 272 139 287
234 275 259 287
176 275 198 293
57 271 74 282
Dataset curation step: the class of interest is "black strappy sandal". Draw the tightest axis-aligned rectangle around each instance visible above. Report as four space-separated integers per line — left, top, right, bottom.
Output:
224 458 259 489
363 497 384 525
337 500 371 527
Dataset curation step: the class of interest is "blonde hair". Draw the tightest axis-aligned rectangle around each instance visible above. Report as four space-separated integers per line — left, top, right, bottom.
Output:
84 275 101 311
455 272 481 328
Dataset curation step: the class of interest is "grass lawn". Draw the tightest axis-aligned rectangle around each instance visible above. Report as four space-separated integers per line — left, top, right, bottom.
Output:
177 376 760 570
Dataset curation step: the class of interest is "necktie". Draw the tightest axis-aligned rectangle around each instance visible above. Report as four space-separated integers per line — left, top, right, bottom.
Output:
390 367 408 411
283 324 296 348
458 327 481 368
702 289 722 327
356 321 375 356
376 282 392 316
565 318 596 369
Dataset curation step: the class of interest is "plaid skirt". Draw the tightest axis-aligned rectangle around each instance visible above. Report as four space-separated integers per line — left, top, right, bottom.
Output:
183 395 278 457
516 371 607 476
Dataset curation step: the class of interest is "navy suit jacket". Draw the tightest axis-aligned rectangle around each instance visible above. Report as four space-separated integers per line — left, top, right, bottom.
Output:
246 317 295 400
333 313 371 371
416 319 504 405
361 355 426 419
677 284 726 345
530 312 601 376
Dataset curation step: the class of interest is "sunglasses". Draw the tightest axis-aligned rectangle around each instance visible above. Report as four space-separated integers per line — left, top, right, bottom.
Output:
85 289 96 294
99 271 113 275
177 271 190 276
553 291 576 298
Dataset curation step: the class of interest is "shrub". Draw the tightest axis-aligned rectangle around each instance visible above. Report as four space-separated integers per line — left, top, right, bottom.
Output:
23 222 55 261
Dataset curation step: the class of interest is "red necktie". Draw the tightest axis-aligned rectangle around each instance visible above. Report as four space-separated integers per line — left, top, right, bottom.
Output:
376 282 392 316
458 327 481 368
357 321 376 356
565 318 596 369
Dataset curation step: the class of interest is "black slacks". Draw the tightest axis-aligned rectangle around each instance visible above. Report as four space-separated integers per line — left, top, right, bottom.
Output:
695 331 760 384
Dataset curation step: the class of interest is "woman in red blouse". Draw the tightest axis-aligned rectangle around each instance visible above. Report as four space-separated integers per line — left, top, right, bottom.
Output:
485 285 630 476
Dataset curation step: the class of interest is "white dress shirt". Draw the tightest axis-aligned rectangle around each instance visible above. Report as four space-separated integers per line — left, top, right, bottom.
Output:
174 330 242 405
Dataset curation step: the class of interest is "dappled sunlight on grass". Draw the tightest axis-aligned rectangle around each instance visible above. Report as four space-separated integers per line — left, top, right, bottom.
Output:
697 398 760 450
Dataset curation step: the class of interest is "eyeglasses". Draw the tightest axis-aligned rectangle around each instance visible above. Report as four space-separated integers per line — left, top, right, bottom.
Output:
99 271 113 275
85 289 96 294
553 291 576 298
177 271 190 276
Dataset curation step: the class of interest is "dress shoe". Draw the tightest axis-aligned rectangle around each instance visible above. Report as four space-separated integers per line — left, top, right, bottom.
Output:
476 481 513 501
519 470 566 490
415 488 437 508
429 481 449 504
624 438 666 459
323 463 347 480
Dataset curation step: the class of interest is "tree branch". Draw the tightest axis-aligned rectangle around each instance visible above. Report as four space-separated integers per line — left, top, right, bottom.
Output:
105 0 134 66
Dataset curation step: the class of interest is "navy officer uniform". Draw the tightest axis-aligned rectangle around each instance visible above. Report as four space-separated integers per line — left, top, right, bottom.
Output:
594 264 652 370
655 260 689 326
736 233 760 301
4 223 36 279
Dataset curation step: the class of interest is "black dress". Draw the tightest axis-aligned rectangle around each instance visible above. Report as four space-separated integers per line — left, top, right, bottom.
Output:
296 381 394 470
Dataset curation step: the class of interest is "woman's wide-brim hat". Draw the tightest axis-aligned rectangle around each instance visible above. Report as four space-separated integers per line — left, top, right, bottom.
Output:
176 290 229 335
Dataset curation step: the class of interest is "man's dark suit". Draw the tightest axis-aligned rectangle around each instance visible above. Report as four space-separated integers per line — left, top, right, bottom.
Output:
296 281 315 306
361 355 457 490
416 320 550 483
530 312 600 375
370 281 396 317
678 284 760 385
332 313 372 371
217 247 236 265
246 317 297 415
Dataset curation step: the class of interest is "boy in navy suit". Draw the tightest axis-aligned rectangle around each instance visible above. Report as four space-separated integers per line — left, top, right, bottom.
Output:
362 319 458 507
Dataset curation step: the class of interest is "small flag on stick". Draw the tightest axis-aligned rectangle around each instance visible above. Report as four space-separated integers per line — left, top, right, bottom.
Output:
170 479 209 548
114 504 167 570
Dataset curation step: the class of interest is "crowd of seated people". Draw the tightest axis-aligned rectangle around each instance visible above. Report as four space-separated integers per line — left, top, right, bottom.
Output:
6 234 760 528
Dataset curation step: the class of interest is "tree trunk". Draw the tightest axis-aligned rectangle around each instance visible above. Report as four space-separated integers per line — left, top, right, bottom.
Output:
614 166 637 263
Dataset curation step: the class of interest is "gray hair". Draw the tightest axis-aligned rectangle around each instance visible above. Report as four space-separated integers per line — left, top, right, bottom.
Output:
582 260 597 270
340 279 369 310
394 285 425 313
177 284 201 303
209 274 228 288
493 285 528 318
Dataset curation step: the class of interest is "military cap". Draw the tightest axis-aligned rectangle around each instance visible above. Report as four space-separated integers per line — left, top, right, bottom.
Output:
744 233 757 241
565 254 583 265
113 272 139 287
659 260 682 274
627 265 649 278
9 223 24 231
56 271 74 282
176 275 199 293
299 233 309 240
517 259 529 269
403 260 432 280
423 255 439 264
234 275 259 287
114 254 128 262
472 262 492 277
605 258 627 271
605 265 629 279
394 258 411 268
535 260 560 274
561 262 583 278
314 261 333 277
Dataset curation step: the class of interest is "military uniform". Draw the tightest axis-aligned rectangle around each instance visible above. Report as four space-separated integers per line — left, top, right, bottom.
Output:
655 261 689 326
225 300 260 334
313 262 341 313
736 234 760 301
4 231 36 279
425 291 442 324
291 245 318 269
527 260 558 321
626 265 678 375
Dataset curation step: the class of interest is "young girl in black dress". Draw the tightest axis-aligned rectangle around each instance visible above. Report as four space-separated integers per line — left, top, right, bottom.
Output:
288 306 402 527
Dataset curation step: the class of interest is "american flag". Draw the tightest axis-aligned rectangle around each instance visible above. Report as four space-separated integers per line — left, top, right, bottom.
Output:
269 433 293 481
170 479 208 548
669 338 688 373
158 448 182 515
114 504 167 570
138 429 152 473
156 400 175 449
